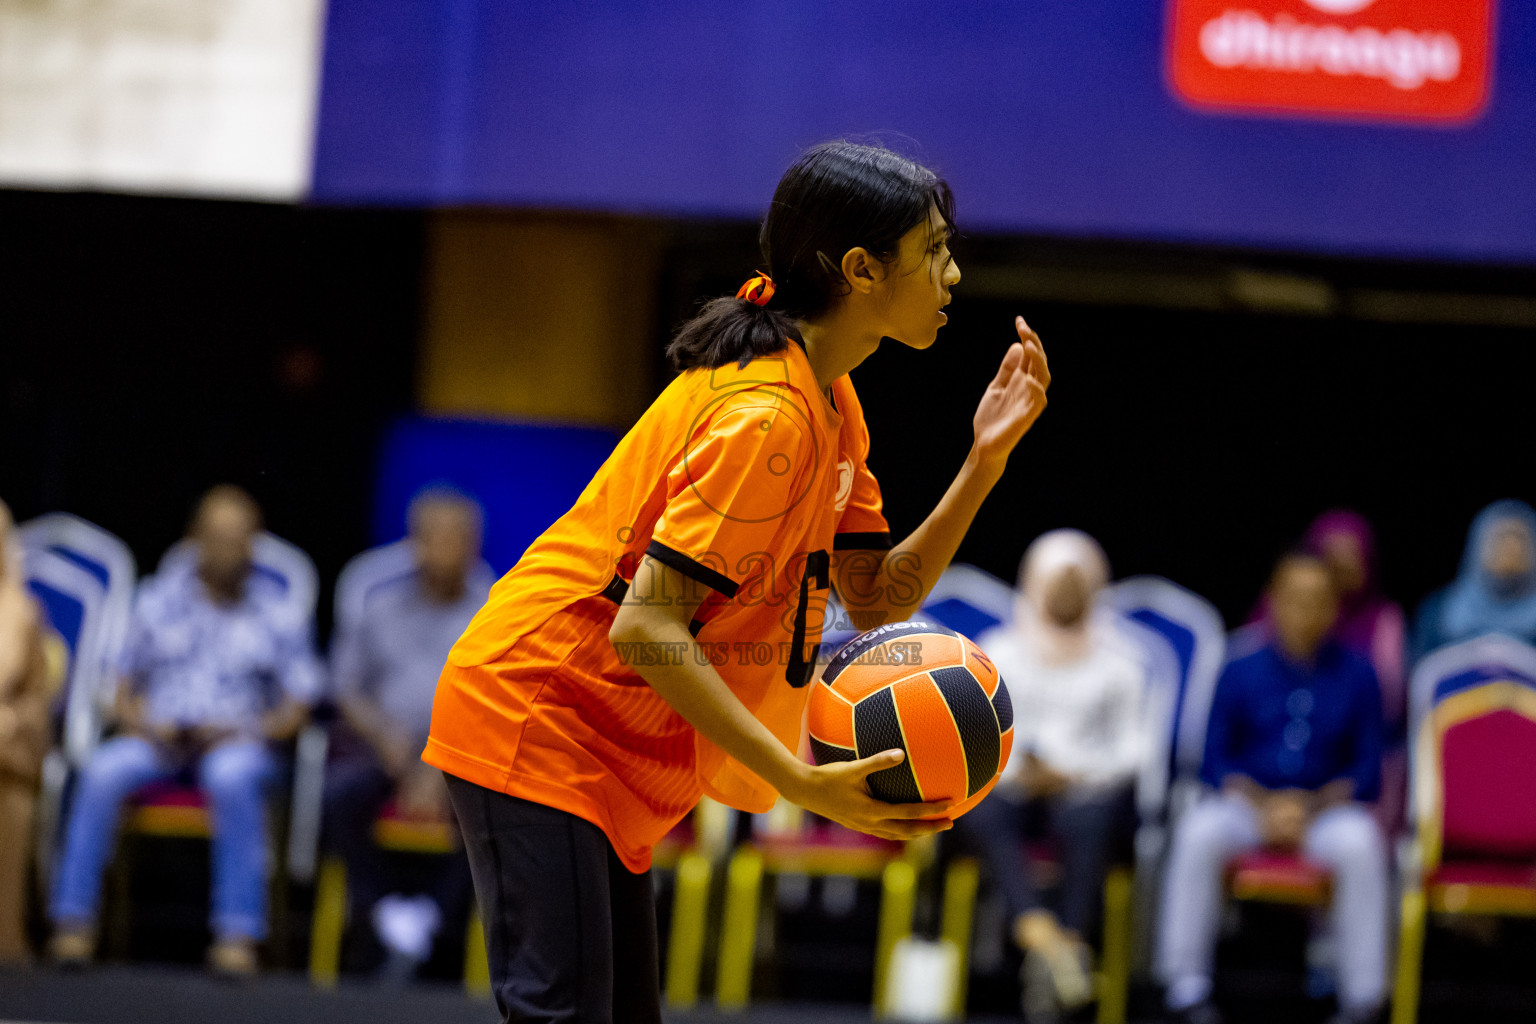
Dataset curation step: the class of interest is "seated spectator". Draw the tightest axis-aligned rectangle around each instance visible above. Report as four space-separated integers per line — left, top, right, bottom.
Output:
0 500 57 964
1411 499 1536 664
322 490 491 982
48 486 321 975
1157 551 1386 1024
958 529 1148 1021
1252 511 1406 831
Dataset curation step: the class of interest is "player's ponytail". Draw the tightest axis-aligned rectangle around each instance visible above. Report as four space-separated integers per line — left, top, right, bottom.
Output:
666 140 954 372
665 294 800 373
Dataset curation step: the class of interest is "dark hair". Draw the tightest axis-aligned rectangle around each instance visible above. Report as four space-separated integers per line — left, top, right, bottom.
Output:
665 141 954 372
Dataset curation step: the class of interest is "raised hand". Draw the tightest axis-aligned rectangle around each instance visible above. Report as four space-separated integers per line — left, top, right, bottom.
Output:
972 317 1050 467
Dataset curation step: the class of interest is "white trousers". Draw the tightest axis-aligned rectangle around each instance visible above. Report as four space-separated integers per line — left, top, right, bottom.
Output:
1155 792 1389 1011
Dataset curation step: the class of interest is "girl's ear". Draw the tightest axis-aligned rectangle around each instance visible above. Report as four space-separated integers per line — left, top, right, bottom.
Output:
839 247 882 295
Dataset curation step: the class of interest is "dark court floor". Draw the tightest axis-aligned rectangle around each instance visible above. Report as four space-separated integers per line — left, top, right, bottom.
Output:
0 964 1025 1024
2 961 1533 1024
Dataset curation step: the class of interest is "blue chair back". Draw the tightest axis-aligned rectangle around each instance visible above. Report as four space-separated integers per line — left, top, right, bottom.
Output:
1108 615 1185 820
1408 632 1536 779
157 531 319 634
1104 576 1227 782
18 514 136 763
333 538 496 640
817 563 1015 665
916 563 1016 639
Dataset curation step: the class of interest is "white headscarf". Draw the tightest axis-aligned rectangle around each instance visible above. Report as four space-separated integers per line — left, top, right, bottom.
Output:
1014 528 1111 665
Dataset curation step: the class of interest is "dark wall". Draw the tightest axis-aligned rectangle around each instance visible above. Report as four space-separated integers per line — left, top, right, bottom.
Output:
0 190 425 631
854 299 1536 625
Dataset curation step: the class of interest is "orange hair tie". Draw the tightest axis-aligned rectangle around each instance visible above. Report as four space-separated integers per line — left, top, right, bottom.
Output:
736 272 776 307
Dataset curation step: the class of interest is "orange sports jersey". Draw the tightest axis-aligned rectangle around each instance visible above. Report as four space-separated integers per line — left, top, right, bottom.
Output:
424 339 894 872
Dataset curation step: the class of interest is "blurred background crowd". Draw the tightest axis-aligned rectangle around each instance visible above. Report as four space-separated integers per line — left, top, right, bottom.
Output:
3 1 1535 1023
6 485 1536 1024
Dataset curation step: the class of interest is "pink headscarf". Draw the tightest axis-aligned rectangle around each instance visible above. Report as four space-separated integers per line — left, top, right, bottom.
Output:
1304 509 1390 655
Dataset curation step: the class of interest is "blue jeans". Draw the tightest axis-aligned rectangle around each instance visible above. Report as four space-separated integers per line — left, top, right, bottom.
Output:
50 735 280 941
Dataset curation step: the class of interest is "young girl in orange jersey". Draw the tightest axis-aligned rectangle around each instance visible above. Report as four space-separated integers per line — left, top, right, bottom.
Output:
426 141 1050 1022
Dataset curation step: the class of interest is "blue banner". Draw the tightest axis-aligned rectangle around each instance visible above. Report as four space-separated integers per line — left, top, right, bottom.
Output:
312 1 1536 263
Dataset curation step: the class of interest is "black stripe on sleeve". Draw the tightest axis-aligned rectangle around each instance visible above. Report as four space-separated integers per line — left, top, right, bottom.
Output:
833 531 893 551
644 540 740 599
599 574 629 604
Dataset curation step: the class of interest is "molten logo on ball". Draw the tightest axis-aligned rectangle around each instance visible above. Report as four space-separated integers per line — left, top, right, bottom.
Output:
807 620 1013 820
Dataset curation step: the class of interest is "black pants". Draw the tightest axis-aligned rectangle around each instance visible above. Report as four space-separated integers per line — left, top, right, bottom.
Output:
955 783 1136 937
446 775 662 1024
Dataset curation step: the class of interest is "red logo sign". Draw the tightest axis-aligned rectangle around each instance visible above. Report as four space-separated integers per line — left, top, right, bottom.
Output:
1168 0 1494 123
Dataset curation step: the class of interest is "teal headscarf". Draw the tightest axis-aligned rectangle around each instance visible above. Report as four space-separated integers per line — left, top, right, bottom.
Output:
1440 499 1536 644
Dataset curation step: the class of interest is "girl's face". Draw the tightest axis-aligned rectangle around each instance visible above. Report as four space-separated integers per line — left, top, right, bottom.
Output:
873 204 960 350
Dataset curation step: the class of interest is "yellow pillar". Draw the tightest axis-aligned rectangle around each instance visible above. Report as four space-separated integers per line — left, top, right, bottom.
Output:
1390 887 1427 1024
715 846 764 1010
940 857 981 1018
873 856 918 1015
664 851 713 1009
464 912 491 998
1096 867 1135 1024
308 857 348 988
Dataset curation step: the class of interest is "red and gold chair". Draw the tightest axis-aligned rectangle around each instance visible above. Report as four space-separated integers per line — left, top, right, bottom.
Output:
714 802 923 1013
1390 634 1536 1024
1225 849 1331 906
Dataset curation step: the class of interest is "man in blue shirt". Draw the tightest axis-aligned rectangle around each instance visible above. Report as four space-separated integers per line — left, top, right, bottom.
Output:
1157 551 1387 1024
49 486 322 974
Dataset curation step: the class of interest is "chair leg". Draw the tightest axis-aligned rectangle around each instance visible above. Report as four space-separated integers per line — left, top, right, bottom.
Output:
715 847 763 1011
268 804 291 969
939 857 980 1020
1096 867 1134 1024
104 832 134 961
463 910 490 998
308 857 347 988
664 851 712 1009
1389 887 1427 1024
873 856 918 1016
